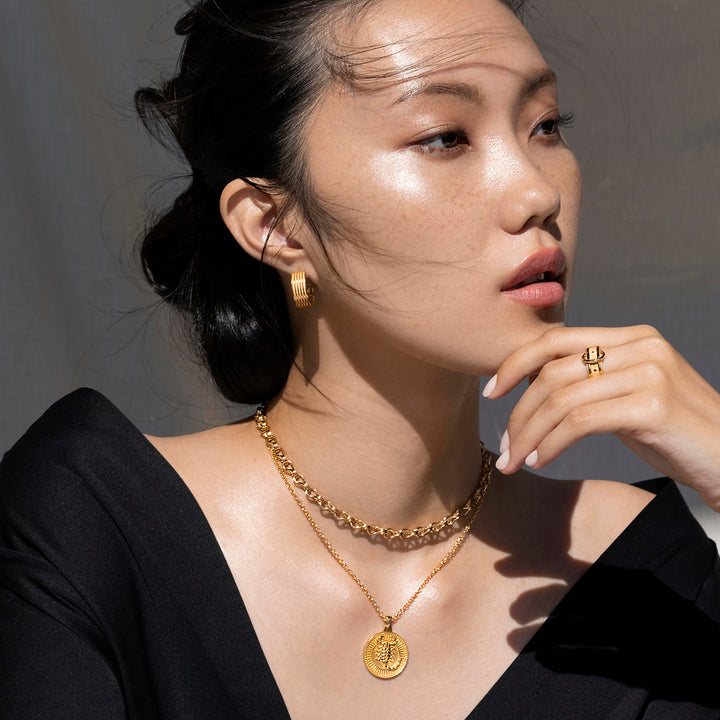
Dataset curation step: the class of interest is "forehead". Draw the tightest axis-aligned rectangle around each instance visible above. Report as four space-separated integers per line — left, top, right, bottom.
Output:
333 0 544 91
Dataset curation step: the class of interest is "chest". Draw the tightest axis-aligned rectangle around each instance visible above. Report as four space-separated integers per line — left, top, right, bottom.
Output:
217 521 584 720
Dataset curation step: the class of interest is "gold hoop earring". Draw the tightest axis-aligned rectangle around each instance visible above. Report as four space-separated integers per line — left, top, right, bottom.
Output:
291 271 315 309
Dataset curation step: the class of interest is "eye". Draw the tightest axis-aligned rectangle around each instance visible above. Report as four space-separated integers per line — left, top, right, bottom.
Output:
532 111 575 138
415 129 469 154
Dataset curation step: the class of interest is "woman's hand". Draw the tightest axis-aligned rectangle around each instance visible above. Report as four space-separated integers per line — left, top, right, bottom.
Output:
482 325 720 511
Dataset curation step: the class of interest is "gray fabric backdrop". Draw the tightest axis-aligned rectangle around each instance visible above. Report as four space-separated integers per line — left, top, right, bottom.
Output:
2 1 719 539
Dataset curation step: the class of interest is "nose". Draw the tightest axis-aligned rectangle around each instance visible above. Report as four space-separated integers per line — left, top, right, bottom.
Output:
489 138 562 234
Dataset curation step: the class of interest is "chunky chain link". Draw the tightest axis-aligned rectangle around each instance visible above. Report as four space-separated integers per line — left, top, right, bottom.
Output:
255 407 492 626
254 406 491 541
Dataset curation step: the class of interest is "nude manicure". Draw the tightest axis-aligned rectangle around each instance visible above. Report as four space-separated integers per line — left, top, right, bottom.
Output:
499 430 509 454
496 450 510 471
482 374 497 398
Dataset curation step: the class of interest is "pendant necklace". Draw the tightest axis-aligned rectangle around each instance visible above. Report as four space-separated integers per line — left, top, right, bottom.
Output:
255 407 492 679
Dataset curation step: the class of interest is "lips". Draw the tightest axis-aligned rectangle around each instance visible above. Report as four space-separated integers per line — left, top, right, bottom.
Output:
500 248 567 307
501 248 567 292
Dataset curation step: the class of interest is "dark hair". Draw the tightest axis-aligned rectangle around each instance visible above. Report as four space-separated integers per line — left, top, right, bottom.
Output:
136 0 527 405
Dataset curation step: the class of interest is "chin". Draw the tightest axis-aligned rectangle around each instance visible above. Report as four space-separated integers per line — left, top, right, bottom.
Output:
484 313 567 374
535 301 568 326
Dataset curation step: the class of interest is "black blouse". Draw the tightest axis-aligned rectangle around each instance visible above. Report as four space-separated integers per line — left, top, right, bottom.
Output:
1 389 719 719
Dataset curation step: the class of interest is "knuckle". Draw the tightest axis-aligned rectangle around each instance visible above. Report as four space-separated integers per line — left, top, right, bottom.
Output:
542 327 565 347
545 388 571 415
537 358 565 385
566 405 593 429
639 324 660 337
628 323 660 341
638 360 666 385
641 334 669 358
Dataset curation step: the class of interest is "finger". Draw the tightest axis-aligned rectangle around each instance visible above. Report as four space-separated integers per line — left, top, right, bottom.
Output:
499 365 656 473
503 335 658 447
483 325 660 399
517 392 655 471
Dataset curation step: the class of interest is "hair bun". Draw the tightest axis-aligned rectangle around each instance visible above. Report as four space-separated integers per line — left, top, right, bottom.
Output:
141 187 199 311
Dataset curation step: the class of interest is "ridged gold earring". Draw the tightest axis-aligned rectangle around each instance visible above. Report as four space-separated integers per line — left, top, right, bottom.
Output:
291 270 315 309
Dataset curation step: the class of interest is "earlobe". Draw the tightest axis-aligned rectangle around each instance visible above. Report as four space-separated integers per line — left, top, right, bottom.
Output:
219 178 307 273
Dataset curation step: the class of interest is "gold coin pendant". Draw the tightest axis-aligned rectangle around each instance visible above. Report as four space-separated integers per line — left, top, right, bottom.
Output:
363 630 409 679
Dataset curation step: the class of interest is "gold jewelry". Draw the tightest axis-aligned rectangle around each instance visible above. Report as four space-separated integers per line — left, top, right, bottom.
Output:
290 270 315 309
581 345 605 377
255 408 492 679
253 407 488 541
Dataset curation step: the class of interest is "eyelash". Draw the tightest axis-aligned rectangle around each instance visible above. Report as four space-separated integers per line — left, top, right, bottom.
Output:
414 111 575 155
414 129 469 155
532 111 575 138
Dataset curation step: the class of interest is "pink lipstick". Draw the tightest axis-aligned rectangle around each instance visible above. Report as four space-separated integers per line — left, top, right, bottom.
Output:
501 248 566 307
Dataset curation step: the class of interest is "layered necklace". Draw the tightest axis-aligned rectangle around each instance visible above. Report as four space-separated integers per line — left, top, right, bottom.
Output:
255 407 492 679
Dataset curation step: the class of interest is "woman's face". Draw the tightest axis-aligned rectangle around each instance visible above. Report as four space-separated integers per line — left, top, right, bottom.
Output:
297 0 581 377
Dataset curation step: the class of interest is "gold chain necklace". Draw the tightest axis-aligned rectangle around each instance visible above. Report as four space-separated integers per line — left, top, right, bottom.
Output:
254 409 489 541
255 407 492 679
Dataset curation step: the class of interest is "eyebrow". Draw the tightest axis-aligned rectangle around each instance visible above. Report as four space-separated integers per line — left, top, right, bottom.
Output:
392 81 482 106
520 68 558 99
390 67 558 107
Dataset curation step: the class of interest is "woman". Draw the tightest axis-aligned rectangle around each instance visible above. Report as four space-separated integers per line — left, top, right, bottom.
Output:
1 0 719 717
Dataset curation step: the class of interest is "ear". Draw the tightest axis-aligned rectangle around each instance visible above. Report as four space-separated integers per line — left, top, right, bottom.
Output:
219 178 316 277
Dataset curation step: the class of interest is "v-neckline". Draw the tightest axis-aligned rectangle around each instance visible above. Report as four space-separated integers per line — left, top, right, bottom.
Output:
91 390 688 719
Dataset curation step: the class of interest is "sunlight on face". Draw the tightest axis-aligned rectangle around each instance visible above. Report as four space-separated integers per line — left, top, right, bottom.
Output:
298 0 581 376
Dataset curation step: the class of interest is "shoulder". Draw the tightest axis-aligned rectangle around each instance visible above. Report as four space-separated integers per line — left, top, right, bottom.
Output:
1 389 156 515
0 390 162 615
1 386 133 493
144 416 267 530
0 388 179 565
2 387 139 472
145 421 254 486
0 389 232 604
493 471 656 567
568 478 655 560
548 475 717 595
527 478 720 710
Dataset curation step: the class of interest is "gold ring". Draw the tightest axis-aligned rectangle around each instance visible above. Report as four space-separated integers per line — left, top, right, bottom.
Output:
581 346 605 377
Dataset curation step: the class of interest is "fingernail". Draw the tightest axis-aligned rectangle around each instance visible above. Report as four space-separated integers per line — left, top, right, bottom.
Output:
499 430 509 454
496 450 510 471
482 374 497 398
525 450 539 468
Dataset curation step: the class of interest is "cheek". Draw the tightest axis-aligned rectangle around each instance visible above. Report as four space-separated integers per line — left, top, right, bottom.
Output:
318 199 499 305
536 147 582 249
561 158 582 265
313 151 496 261
558 151 582 225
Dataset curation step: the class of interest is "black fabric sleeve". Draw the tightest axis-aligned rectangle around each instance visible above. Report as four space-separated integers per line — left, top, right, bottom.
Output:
0 575 125 719
0 452 128 719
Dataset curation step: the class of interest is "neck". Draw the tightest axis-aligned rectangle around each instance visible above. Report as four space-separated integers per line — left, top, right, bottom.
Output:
267 335 487 530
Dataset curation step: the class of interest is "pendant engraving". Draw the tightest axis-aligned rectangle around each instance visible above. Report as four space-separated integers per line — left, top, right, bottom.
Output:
363 630 408 679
